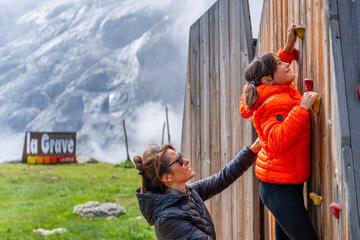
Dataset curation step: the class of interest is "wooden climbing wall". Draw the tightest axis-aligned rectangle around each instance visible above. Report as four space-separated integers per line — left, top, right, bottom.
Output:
181 0 262 239
181 0 360 239
258 0 360 239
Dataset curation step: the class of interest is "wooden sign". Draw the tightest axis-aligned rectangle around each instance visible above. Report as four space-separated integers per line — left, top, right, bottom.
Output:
21 132 76 163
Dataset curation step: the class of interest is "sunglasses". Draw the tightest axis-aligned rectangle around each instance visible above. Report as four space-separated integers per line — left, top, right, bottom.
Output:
168 153 184 167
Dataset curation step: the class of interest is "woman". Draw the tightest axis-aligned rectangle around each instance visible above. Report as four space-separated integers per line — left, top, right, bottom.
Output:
135 139 260 239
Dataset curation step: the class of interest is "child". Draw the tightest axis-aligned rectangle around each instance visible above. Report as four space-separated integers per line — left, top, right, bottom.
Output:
239 24 319 240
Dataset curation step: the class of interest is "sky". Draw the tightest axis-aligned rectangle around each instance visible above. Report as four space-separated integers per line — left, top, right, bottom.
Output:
249 0 263 38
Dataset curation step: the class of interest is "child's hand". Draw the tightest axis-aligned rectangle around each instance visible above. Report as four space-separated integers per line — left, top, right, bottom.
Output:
283 24 298 53
300 92 319 110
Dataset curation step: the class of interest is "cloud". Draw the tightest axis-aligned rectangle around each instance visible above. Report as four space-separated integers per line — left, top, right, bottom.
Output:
0 131 25 162
166 1 216 48
126 101 183 160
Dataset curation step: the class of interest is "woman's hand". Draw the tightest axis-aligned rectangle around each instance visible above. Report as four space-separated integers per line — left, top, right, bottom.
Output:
300 92 319 110
250 137 261 154
283 24 298 53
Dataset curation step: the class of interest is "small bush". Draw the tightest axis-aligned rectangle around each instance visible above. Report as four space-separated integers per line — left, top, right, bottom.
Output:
115 160 134 169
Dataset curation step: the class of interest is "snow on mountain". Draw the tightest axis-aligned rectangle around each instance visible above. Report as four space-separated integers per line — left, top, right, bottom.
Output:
0 0 216 163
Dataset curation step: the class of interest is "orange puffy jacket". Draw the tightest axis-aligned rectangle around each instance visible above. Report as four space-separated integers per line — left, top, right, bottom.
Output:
239 49 311 184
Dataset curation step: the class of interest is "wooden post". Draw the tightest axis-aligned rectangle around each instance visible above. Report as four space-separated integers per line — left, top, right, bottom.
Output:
122 119 130 161
165 106 171 144
161 121 165 145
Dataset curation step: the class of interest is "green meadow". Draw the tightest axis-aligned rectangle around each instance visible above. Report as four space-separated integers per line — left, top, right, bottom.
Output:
0 161 156 240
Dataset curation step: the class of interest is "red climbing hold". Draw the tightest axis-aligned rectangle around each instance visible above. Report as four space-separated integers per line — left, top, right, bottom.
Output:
330 202 341 219
304 78 313 92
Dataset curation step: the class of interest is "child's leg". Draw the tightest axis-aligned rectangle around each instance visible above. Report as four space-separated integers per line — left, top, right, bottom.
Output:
275 219 290 240
259 181 318 240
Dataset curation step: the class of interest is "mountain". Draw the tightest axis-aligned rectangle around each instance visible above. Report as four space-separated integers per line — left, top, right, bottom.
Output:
0 0 216 163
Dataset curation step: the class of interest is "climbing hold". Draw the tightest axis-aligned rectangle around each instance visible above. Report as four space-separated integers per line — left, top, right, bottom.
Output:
312 96 321 114
357 85 360 100
330 202 341 219
309 192 322 206
303 78 321 113
294 26 305 39
304 78 313 92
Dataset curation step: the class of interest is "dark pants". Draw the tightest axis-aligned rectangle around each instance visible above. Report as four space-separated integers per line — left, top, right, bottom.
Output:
259 181 319 240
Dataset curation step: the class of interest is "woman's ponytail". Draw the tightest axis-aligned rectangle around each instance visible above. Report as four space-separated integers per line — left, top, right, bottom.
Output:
134 155 147 193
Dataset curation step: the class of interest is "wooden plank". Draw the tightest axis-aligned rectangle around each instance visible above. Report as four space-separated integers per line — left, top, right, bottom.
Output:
189 20 201 182
208 2 222 238
181 40 192 169
240 0 261 239
262 0 268 52
229 0 242 238
240 0 254 60
199 11 211 216
329 1 360 238
317 1 333 238
199 12 210 180
269 0 274 51
342 146 360 240
329 15 345 239
328 6 351 239
283 0 287 46
337 1 360 230
311 1 325 238
277 0 282 50
239 1 248 239
219 0 232 239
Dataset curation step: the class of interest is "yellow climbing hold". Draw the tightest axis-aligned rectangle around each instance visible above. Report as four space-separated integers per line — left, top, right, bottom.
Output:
312 96 321 114
309 192 323 206
294 26 305 39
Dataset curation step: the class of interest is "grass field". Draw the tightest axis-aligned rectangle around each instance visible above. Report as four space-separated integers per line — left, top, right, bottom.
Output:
0 161 157 240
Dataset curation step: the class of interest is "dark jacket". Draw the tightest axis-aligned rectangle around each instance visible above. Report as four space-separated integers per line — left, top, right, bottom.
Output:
136 146 257 240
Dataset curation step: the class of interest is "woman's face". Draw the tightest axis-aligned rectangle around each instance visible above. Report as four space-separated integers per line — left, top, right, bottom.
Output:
272 57 296 85
165 149 195 186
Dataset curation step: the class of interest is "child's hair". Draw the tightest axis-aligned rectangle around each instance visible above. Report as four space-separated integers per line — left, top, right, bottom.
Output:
244 52 278 109
134 144 175 194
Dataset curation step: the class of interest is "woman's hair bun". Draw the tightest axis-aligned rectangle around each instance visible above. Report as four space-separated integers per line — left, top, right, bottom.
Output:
133 155 143 171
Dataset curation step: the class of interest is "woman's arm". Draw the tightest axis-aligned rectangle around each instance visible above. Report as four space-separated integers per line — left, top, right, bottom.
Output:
190 145 257 201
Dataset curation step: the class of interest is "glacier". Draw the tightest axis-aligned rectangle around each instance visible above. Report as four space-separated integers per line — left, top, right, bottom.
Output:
0 0 217 163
